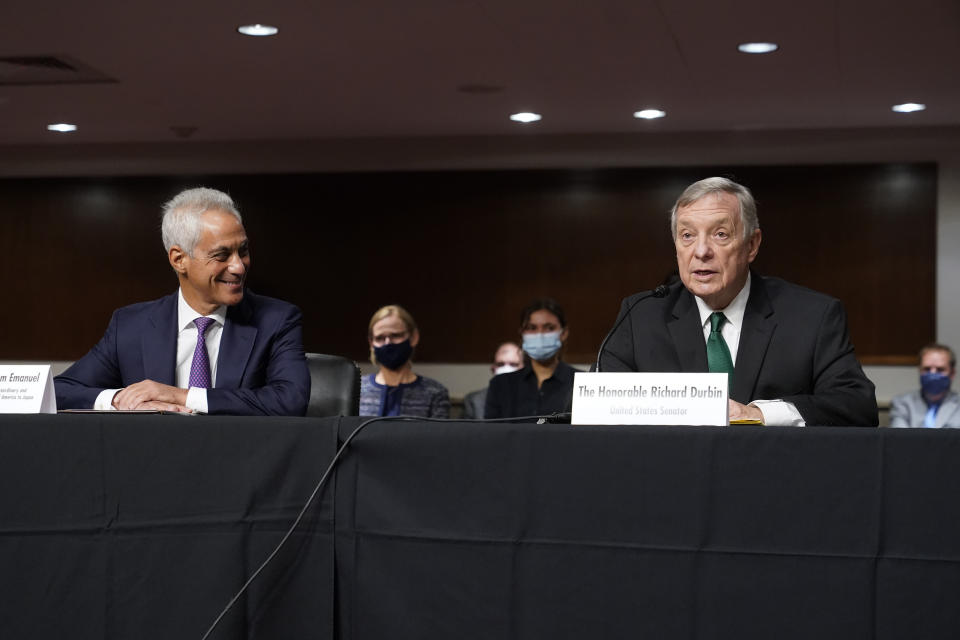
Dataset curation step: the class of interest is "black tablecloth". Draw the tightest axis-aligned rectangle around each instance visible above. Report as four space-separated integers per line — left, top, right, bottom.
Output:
0 414 337 639
333 419 960 640
3 415 959 639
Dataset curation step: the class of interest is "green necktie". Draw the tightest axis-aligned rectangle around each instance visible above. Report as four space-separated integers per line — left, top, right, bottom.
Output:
707 312 734 386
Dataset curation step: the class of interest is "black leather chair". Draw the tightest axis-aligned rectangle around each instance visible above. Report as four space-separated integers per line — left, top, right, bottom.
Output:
305 353 361 417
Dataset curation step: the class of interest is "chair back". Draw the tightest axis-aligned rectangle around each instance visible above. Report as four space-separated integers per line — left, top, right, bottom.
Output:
305 353 361 417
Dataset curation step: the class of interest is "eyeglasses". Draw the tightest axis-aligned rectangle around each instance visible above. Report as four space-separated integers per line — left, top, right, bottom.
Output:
371 331 409 346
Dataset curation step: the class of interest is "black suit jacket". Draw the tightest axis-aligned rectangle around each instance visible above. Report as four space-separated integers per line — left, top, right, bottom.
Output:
598 275 878 426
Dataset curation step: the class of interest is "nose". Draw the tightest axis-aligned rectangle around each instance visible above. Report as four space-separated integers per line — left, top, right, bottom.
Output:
229 252 247 273
692 236 714 260
226 252 247 274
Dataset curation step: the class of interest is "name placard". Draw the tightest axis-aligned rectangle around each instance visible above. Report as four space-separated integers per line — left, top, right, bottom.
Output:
571 372 728 426
0 365 57 414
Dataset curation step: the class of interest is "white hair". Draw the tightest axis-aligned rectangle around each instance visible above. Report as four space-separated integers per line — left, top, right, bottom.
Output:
161 187 242 254
669 177 759 240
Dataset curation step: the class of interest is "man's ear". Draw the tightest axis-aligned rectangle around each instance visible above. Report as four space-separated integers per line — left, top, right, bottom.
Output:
746 228 762 263
410 329 421 348
168 245 189 275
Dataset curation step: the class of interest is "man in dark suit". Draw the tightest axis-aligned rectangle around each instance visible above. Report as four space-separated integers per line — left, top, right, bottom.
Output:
598 177 877 426
55 187 310 416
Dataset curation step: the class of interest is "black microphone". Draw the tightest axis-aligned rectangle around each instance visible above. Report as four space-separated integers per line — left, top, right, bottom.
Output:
537 411 573 424
594 283 673 372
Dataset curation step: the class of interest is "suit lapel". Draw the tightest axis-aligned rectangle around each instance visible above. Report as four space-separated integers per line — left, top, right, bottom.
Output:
936 393 960 428
142 293 178 384
216 296 257 388
731 276 776 403
668 290 708 371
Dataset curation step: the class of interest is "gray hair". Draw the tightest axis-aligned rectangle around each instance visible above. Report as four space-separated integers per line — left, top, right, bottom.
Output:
161 187 242 254
669 177 759 240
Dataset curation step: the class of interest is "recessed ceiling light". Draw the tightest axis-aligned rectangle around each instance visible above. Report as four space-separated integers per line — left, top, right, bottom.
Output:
510 112 541 123
737 42 778 54
634 109 666 120
892 102 926 113
237 24 279 37
47 123 77 132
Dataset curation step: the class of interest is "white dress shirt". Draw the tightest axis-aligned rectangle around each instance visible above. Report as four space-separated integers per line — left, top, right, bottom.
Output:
693 274 805 427
93 289 226 412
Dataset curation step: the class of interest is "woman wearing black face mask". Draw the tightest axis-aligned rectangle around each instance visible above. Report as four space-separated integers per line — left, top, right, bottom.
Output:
358 304 450 417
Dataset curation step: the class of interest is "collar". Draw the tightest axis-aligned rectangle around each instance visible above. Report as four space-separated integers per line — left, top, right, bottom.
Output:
367 373 421 389
177 288 227 332
694 272 751 330
522 361 571 382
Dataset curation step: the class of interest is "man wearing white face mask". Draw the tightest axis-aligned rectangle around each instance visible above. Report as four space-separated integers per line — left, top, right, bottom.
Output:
485 299 579 419
462 342 523 419
890 343 960 428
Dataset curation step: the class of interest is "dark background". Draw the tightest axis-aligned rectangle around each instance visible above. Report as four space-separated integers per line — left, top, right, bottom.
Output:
0 163 935 364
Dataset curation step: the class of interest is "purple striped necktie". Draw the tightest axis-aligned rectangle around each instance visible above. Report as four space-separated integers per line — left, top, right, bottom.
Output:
188 317 216 389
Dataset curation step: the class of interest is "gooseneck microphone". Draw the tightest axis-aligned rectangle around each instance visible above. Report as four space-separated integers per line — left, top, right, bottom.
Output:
594 283 672 372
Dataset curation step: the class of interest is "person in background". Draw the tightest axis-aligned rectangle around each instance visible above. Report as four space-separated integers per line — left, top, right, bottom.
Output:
485 298 578 419
890 343 960 428
359 304 450 417
462 342 523 419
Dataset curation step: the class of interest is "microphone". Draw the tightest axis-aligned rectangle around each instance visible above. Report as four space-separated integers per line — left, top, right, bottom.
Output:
594 283 673 372
537 411 572 424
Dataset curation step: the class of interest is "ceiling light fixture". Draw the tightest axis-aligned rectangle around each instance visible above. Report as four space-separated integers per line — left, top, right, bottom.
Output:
891 102 926 113
510 112 541 123
634 109 666 120
47 123 77 132
237 24 279 37
737 42 778 54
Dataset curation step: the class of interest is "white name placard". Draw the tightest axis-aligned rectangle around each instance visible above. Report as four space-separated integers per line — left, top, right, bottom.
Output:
571 371 728 426
0 365 57 414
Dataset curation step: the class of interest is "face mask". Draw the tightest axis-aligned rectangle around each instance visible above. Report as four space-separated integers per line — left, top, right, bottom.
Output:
921 371 951 399
493 364 520 376
374 339 413 370
522 331 563 362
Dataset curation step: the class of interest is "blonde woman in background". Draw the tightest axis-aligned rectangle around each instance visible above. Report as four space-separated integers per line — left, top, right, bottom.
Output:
359 304 450 417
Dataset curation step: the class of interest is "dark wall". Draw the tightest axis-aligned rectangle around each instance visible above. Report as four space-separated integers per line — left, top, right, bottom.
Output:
0 164 935 364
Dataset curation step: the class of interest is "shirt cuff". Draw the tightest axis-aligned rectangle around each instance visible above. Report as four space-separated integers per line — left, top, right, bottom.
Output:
751 399 806 427
94 389 121 410
185 387 209 414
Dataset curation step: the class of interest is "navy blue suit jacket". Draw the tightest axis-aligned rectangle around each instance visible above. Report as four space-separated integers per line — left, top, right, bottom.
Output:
598 274 878 426
54 290 310 416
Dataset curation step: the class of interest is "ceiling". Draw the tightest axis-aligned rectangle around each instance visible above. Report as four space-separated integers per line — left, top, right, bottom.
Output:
1 0 958 147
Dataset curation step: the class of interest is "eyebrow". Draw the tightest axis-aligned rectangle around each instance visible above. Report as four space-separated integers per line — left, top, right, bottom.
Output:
206 240 248 255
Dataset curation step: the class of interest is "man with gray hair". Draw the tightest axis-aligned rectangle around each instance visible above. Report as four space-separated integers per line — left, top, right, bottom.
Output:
597 177 877 426
55 187 310 415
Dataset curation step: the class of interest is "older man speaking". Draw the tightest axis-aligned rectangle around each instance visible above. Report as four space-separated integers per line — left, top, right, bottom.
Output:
597 177 877 427
55 187 310 416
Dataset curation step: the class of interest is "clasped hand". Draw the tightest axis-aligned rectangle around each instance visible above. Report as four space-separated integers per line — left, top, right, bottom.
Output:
729 399 765 423
112 379 192 412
